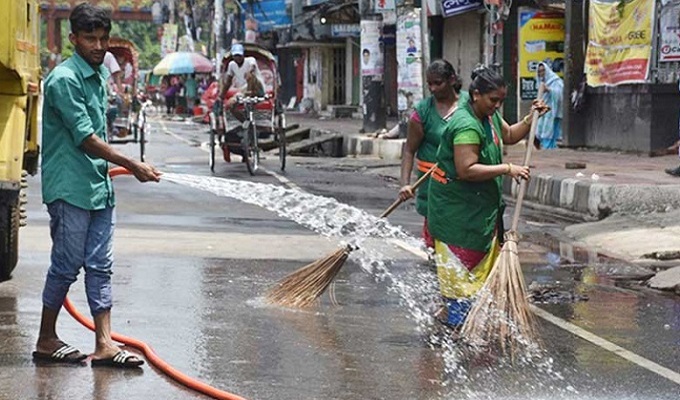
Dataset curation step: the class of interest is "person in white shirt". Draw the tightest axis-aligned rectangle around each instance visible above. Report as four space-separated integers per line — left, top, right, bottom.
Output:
103 51 124 135
218 43 265 122
103 51 123 96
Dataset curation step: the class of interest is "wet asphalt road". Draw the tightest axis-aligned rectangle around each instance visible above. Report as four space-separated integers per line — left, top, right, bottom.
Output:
1 118 678 400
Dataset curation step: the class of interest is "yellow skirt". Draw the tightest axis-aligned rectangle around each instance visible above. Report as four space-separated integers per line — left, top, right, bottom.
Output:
434 237 501 299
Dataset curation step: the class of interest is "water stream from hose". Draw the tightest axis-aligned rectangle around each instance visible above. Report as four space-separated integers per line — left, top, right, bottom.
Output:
162 173 579 399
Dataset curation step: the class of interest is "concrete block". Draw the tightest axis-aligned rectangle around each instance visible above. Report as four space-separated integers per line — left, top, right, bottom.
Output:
378 140 405 160
342 135 357 155
359 138 373 155
560 179 578 208
648 266 680 294
549 178 562 207
573 181 592 215
588 183 612 218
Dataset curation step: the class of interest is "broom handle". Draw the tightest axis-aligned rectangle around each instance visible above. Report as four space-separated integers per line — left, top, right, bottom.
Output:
510 86 545 231
380 164 437 218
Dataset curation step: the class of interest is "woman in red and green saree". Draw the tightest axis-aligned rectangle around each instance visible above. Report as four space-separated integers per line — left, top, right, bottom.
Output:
427 66 548 328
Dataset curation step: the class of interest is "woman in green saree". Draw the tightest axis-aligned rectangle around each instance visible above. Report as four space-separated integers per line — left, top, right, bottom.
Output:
427 66 547 328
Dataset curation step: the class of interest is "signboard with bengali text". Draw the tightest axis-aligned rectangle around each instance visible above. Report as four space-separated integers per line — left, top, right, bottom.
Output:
517 8 565 100
441 0 483 18
585 0 655 86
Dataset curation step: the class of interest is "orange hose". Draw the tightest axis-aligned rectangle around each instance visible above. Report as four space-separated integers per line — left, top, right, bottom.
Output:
62 166 248 400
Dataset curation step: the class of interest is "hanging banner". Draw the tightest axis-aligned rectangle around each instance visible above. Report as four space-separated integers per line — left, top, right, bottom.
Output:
160 23 178 58
659 0 680 62
242 0 292 32
361 20 384 77
517 8 565 100
331 24 361 38
376 0 397 24
397 10 423 111
376 0 396 11
441 0 483 18
585 0 655 87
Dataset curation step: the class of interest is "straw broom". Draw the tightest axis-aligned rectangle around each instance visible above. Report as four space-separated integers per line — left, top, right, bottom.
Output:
460 88 545 354
266 164 438 308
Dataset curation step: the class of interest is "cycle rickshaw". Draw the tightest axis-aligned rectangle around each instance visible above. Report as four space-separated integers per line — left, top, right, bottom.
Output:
207 43 286 175
107 37 151 161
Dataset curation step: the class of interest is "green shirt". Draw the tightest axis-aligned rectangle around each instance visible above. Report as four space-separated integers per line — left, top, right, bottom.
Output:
413 91 469 217
41 52 115 210
427 99 504 252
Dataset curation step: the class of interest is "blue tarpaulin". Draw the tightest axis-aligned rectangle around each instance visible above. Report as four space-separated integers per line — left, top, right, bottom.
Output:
243 0 292 31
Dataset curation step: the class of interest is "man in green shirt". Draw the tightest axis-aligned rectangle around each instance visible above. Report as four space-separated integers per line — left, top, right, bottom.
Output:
33 3 161 368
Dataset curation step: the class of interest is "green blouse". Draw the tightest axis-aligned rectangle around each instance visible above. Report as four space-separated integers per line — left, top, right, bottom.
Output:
427 99 505 252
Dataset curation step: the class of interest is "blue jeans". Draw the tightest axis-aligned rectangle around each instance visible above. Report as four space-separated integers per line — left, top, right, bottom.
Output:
42 200 115 316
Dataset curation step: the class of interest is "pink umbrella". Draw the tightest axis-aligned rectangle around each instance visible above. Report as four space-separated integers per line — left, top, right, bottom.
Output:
153 52 213 75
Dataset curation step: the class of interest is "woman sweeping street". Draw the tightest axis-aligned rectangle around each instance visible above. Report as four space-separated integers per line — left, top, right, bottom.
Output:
398 60 463 250
427 66 548 328
534 62 563 149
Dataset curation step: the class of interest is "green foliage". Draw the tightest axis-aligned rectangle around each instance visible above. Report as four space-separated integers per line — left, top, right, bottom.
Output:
111 21 161 69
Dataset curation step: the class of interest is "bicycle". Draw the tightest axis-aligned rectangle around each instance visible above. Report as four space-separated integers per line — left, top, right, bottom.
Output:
109 93 150 162
208 94 286 175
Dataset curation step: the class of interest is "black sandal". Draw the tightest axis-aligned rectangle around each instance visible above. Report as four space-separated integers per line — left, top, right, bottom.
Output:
91 350 144 369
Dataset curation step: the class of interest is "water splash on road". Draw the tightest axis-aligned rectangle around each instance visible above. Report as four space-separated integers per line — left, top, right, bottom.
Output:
162 173 578 399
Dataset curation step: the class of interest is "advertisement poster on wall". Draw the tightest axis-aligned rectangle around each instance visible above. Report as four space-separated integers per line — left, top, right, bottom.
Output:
161 23 178 58
361 20 384 77
659 0 680 62
397 10 423 112
517 8 565 100
585 0 655 86
375 0 397 24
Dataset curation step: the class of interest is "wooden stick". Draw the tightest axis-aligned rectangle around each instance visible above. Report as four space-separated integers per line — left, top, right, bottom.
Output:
510 86 545 231
380 164 438 218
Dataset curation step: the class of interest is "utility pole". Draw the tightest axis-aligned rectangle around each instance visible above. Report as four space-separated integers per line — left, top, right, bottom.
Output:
420 3 430 98
215 0 224 57
563 0 587 147
169 0 176 24
361 0 387 133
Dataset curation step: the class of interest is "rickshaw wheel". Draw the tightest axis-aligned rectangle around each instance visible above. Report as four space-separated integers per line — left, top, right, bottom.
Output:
244 122 258 176
209 122 217 173
277 113 286 171
139 123 146 162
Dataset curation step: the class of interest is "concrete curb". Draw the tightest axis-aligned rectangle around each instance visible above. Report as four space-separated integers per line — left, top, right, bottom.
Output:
312 129 680 221
341 133 405 160
504 173 680 219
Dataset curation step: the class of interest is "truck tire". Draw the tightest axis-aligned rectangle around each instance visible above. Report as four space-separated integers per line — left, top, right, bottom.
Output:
0 198 20 281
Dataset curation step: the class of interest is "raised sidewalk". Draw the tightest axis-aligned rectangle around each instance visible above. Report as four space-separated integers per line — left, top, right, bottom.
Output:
288 113 680 220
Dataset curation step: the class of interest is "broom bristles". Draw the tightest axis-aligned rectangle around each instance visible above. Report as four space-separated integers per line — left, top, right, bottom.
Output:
266 247 350 308
460 231 539 355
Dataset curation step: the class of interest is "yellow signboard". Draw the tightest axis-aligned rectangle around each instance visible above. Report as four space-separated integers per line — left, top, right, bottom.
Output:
585 0 655 86
517 8 565 100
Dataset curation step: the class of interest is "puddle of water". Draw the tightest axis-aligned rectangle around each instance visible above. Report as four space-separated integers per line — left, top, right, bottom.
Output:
162 173 581 398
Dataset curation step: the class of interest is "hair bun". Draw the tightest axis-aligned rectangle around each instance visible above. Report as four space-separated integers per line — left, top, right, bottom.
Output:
471 65 488 81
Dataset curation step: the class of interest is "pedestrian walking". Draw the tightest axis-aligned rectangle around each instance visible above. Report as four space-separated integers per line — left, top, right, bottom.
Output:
534 62 563 149
33 3 161 368
164 77 179 115
427 66 548 328
398 59 463 250
184 73 198 115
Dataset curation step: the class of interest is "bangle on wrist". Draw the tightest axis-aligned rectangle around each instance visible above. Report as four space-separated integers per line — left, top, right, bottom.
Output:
505 162 512 175
522 115 532 126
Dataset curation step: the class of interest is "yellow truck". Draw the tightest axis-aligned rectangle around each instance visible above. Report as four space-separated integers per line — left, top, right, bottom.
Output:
0 0 41 280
